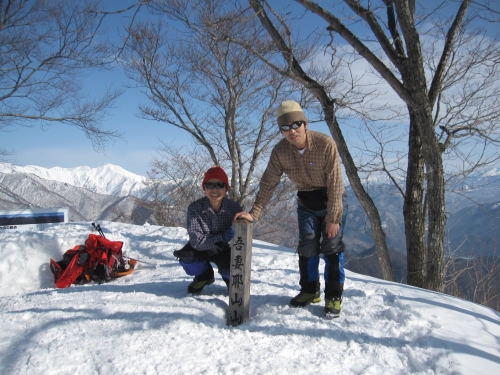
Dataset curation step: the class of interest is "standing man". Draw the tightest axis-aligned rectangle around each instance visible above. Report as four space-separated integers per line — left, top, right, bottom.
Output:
235 100 347 317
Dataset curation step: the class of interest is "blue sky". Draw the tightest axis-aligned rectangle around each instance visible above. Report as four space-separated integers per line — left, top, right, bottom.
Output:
1 0 197 177
2 1 188 177
0 1 357 177
3 66 192 177
2 1 499 178
0 1 375 177
1 63 330 177
1 61 333 177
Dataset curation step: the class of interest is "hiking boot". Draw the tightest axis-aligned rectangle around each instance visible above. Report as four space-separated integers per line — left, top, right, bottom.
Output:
187 277 215 294
325 297 342 317
290 290 321 307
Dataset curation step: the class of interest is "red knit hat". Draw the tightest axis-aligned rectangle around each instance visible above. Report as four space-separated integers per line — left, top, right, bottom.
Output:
202 166 230 191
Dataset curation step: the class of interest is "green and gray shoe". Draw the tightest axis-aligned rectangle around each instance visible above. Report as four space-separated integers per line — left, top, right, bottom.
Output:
325 298 342 317
187 277 215 294
290 290 321 307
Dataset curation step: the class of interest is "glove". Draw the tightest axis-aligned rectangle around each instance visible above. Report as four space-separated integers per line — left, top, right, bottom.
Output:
221 226 235 243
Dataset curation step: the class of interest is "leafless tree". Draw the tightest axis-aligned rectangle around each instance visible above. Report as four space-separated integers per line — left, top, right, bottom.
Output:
137 142 211 227
250 176 298 248
120 0 294 206
0 0 131 158
238 0 500 292
446 244 500 312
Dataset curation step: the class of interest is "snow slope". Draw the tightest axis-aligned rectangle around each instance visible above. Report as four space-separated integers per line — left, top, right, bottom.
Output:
0 163 147 197
0 222 499 375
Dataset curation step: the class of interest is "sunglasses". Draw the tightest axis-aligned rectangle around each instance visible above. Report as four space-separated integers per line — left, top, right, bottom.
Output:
280 120 305 132
204 182 226 190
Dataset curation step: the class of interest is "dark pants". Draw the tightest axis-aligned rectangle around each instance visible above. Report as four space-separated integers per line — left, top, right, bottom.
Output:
178 243 231 281
296 194 347 299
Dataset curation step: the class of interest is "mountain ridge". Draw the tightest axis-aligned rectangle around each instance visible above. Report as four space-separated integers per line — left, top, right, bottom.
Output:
0 171 151 224
0 163 149 198
1 162 499 257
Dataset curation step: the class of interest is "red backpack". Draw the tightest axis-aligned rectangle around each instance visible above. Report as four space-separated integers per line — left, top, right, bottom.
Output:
50 225 136 288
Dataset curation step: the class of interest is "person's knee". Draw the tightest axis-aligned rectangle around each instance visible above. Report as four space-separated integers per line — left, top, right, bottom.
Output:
179 259 209 276
173 243 203 259
218 268 230 280
297 232 320 257
321 234 345 255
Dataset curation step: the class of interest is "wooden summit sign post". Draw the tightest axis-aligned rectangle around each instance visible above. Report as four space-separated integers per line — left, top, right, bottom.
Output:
227 219 253 327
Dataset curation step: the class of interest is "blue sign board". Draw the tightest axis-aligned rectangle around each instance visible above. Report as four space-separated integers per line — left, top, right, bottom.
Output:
0 208 69 232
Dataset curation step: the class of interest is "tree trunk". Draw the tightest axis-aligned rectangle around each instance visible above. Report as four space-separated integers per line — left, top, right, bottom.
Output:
408 101 446 292
420 110 446 292
404 108 427 288
400 32 447 292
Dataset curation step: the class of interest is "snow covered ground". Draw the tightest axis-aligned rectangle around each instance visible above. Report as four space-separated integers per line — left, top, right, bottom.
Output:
0 222 499 375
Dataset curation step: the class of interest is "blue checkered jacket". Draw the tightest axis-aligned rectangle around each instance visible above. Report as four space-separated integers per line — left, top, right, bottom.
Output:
187 196 243 254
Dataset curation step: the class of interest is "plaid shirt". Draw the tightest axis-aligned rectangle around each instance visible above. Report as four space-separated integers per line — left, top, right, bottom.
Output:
187 196 243 253
250 130 345 224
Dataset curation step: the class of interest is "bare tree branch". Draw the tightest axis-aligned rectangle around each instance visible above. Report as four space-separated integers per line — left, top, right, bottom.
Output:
0 0 127 152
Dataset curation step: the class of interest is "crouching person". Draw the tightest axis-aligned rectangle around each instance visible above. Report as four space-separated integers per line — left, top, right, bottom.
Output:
174 166 243 294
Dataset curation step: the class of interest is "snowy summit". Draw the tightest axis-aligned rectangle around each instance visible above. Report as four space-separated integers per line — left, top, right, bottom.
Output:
0 221 499 374
0 163 147 197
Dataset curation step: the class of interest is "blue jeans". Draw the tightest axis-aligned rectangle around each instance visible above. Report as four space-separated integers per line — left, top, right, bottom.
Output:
296 193 347 299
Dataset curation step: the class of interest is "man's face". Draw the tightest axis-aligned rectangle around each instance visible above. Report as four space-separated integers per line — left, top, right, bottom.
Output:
203 179 226 206
281 121 308 149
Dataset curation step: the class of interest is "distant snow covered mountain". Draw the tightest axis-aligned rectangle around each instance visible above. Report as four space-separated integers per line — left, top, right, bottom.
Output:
0 163 154 225
0 163 149 198
1 162 499 258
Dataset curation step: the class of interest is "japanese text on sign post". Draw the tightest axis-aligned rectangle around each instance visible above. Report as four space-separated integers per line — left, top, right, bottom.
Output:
227 219 253 326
